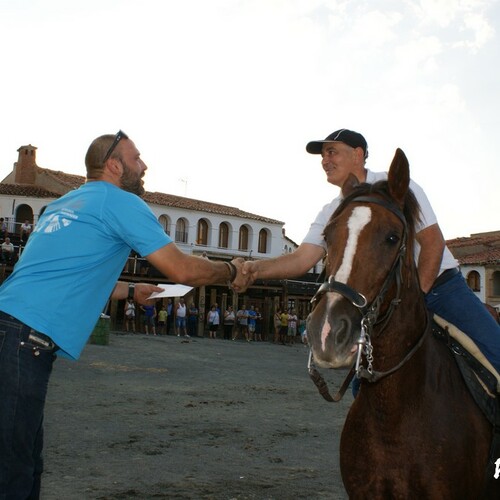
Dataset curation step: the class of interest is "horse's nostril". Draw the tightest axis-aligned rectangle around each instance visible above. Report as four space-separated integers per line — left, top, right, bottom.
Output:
335 319 349 345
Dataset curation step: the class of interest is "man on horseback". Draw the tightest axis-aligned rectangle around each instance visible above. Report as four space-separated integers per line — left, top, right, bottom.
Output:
242 128 500 375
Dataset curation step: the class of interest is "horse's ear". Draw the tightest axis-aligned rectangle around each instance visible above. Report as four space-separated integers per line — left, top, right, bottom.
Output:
388 148 410 207
342 174 360 197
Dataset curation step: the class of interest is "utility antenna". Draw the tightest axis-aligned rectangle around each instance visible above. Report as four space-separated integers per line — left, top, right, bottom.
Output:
178 178 188 197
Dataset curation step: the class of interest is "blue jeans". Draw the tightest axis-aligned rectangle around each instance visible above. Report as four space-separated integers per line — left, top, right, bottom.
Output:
0 312 57 500
425 272 500 373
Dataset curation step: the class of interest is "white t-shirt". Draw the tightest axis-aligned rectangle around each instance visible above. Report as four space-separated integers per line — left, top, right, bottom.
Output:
176 303 187 318
302 169 458 275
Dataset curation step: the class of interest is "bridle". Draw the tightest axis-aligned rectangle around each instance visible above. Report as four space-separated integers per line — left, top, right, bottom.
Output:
308 195 430 402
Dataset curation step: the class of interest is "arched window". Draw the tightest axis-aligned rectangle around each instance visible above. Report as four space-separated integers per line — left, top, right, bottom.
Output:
219 222 229 248
466 271 480 292
258 228 268 254
197 219 209 245
493 271 500 296
158 215 170 235
175 218 188 244
239 225 249 251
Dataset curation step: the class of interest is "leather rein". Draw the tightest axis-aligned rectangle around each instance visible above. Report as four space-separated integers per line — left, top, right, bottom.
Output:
308 195 430 402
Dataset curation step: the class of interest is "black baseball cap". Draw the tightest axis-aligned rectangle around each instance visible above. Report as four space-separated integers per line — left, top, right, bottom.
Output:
306 129 368 158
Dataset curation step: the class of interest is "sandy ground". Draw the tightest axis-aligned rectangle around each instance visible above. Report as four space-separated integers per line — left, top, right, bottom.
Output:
41 332 352 500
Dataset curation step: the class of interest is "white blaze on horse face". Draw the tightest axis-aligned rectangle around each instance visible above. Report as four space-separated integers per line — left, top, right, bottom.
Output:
320 206 372 351
335 206 372 283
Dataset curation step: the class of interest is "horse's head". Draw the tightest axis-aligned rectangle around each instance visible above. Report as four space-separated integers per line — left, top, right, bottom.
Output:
307 148 421 369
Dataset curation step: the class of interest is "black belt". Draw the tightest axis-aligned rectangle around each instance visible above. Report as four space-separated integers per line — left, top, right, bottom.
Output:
432 267 460 289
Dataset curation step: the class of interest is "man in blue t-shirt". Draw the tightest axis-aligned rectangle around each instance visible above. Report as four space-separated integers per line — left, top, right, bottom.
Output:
247 304 257 341
0 130 250 499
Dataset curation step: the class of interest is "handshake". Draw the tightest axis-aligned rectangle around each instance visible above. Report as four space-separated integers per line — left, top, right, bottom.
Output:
226 257 260 293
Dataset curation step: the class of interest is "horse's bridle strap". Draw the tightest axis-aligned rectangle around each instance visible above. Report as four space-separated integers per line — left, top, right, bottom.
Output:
350 195 407 228
313 277 367 309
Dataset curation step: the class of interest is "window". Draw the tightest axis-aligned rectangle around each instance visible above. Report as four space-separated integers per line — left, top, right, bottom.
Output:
175 218 188 244
197 219 209 245
219 222 229 248
493 271 500 296
239 225 249 251
258 229 268 254
158 215 170 235
466 271 481 292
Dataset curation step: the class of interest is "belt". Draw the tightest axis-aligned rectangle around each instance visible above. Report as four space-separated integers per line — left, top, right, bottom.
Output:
432 267 460 289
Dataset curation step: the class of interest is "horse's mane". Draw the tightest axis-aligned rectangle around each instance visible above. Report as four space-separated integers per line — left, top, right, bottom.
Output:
324 180 422 272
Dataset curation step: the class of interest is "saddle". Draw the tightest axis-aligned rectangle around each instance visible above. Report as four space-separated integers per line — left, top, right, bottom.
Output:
432 315 500 482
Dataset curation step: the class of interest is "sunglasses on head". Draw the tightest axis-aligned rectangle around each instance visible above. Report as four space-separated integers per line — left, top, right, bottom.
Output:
103 130 129 163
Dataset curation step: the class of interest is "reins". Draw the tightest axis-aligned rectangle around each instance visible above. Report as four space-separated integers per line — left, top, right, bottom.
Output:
308 194 427 402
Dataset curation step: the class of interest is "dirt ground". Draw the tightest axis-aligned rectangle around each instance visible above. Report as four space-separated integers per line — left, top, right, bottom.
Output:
41 331 352 500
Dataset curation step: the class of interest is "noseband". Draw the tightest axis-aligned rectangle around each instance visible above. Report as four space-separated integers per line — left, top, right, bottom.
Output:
308 195 428 401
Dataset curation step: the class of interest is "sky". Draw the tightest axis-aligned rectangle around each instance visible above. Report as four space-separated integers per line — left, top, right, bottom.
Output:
0 0 499 243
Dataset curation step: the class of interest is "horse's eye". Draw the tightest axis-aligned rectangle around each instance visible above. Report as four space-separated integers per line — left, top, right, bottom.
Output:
387 234 400 245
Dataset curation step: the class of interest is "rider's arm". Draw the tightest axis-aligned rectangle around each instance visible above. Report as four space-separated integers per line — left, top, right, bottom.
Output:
242 243 325 281
415 223 445 294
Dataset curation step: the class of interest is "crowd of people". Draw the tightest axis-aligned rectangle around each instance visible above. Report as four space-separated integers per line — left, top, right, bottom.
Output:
120 298 308 344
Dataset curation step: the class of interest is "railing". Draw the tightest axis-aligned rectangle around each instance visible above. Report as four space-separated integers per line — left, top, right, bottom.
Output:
0 217 36 236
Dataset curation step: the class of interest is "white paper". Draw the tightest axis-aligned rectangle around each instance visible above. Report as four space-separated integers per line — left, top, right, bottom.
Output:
148 284 194 299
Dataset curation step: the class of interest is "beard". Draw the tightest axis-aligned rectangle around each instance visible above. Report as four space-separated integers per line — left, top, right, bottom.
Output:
120 161 145 196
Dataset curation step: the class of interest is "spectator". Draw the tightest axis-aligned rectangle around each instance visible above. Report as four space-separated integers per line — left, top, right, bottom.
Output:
287 309 298 344
124 298 136 333
254 306 263 341
279 310 289 345
20 220 32 243
141 303 157 335
234 304 249 341
187 302 199 337
1 237 15 265
223 306 235 340
0 217 8 239
247 305 257 341
207 304 220 339
273 309 282 344
166 298 174 335
157 305 168 335
175 297 188 337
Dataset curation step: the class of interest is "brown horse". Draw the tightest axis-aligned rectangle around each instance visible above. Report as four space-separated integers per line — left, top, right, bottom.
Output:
306 149 500 499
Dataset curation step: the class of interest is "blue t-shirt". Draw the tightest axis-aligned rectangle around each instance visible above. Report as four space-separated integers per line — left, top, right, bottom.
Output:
0 181 172 360
247 309 257 326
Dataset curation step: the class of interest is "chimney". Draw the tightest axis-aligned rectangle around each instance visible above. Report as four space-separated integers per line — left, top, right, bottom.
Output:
15 144 38 184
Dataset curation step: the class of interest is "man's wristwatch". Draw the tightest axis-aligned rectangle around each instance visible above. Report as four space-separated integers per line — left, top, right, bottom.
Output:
128 283 135 300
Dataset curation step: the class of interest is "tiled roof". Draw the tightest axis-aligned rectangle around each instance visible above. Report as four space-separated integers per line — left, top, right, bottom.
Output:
457 249 500 265
447 233 500 249
143 191 283 224
447 232 500 265
0 183 60 198
6 167 284 224
40 168 85 189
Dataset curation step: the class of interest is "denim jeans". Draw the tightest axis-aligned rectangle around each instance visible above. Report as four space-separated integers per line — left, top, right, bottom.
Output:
0 312 57 500
425 272 500 373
